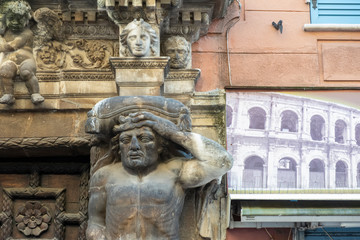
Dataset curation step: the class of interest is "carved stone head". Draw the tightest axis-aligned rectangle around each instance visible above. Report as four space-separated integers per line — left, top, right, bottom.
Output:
86 96 192 174
164 36 191 69
2 0 32 33
116 125 162 172
120 19 158 57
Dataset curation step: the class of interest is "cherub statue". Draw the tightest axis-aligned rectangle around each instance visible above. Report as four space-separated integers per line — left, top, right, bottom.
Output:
0 0 44 105
120 18 158 57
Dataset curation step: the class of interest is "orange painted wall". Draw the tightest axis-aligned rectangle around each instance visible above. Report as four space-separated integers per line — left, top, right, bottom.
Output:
193 0 360 91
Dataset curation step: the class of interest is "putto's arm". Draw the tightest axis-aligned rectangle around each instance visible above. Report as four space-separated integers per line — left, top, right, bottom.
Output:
86 172 107 240
116 112 233 188
8 29 33 50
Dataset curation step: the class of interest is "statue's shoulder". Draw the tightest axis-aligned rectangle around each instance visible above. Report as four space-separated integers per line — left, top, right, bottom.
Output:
163 157 187 175
90 163 117 187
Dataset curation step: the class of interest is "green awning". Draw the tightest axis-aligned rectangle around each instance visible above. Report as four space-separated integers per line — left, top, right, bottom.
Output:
241 201 360 217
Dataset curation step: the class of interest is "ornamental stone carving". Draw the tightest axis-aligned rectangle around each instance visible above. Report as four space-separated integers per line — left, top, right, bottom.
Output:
33 7 64 47
85 96 233 240
163 36 191 69
0 0 44 105
120 19 158 57
15 201 51 237
35 40 115 70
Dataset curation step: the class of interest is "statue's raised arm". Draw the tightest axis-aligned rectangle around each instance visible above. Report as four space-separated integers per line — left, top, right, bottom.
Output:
114 111 233 188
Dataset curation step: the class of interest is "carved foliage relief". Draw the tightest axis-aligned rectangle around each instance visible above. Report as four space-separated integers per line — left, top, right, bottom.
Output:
30 7 118 71
35 40 116 70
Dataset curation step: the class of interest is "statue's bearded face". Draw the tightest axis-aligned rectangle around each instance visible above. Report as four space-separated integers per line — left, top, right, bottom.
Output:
6 13 27 32
126 27 151 57
119 126 161 171
166 43 189 69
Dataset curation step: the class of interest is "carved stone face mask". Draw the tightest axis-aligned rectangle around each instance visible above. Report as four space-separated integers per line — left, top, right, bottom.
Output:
119 126 161 171
126 27 151 57
166 44 189 69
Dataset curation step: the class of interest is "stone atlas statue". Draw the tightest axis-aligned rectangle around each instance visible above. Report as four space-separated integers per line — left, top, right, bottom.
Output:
0 0 44 105
85 96 233 240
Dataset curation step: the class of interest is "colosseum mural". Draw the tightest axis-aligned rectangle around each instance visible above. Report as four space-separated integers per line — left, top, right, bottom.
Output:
226 91 360 193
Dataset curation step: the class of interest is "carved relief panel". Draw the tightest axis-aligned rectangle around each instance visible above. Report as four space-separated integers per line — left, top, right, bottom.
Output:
0 158 89 240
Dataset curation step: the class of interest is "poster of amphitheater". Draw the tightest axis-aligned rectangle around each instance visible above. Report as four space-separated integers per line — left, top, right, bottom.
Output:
226 90 360 197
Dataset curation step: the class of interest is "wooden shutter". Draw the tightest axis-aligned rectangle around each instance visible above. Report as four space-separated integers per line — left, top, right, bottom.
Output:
310 0 360 24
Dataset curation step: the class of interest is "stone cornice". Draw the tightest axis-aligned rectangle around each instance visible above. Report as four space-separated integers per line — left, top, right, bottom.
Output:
166 69 200 81
0 136 91 150
109 57 170 69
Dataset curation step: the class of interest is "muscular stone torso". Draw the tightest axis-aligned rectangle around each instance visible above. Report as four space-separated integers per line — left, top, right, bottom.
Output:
99 162 185 240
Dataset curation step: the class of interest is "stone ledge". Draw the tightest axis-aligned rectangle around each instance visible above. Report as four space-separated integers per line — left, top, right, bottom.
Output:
109 57 170 70
304 24 360 32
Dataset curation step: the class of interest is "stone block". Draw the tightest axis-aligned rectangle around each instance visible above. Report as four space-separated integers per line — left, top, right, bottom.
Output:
59 81 117 96
164 69 200 95
132 0 142 7
110 57 169 96
118 86 161 96
74 12 84 22
87 11 96 22
146 0 156 8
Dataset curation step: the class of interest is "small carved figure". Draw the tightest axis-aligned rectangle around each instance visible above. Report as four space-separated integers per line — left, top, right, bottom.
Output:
120 18 158 57
0 0 44 105
164 36 191 69
86 96 233 240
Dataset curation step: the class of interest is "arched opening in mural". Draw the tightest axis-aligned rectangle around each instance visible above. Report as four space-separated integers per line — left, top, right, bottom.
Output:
310 115 325 141
248 107 266 130
280 110 298 132
357 163 360 188
335 120 347 144
356 124 360 146
226 105 233 127
309 159 325 188
243 156 265 188
277 158 297 188
336 161 348 188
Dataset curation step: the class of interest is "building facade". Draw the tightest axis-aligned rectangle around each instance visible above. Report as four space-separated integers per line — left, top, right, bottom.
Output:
227 92 360 191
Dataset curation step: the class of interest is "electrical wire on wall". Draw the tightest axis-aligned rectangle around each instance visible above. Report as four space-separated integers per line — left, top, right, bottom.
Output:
321 227 334 240
288 228 292 240
264 228 274 240
226 0 241 86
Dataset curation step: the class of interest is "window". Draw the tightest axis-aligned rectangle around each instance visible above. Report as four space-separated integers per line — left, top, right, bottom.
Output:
310 0 360 24
243 156 265 188
335 120 347 144
310 115 325 141
280 110 298 132
309 159 325 188
226 105 233 127
248 107 266 130
335 160 348 188
356 124 360 146
277 158 297 188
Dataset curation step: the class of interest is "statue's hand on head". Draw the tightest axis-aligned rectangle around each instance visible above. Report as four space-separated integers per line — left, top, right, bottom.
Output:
114 112 180 141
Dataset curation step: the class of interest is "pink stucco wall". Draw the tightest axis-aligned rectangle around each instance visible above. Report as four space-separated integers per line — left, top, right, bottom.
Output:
193 0 360 91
